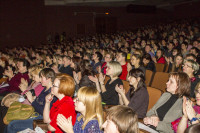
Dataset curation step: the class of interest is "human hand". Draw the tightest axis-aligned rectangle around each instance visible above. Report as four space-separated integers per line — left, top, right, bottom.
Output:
143 117 152 125
45 93 54 103
152 57 157 63
21 78 28 88
127 63 132 72
73 71 79 84
182 96 188 118
150 116 160 127
115 84 125 94
88 75 98 83
98 72 105 84
185 100 196 120
57 115 73 133
19 82 27 92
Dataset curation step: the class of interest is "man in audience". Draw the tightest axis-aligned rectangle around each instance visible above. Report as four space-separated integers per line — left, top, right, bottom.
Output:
116 51 128 80
91 51 102 74
59 56 73 77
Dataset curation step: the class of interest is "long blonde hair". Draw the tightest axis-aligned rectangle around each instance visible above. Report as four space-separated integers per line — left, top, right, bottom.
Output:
77 87 103 129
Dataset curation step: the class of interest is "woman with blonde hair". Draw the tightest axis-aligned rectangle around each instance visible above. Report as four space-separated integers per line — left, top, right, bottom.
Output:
103 105 138 133
57 86 103 133
89 61 123 105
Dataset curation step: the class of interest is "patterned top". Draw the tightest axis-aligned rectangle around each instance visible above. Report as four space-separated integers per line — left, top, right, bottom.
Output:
73 113 103 133
171 105 200 133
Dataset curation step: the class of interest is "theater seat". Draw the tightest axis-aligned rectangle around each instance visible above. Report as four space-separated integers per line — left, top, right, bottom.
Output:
145 70 154 87
122 80 130 94
155 63 165 72
150 72 169 92
147 87 163 111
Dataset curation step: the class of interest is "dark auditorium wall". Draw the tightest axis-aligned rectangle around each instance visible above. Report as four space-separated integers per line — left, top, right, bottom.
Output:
0 0 200 49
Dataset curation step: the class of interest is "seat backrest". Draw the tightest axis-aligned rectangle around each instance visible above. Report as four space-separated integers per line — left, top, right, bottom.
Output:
122 80 130 94
147 87 163 111
145 70 154 87
151 72 169 92
155 63 165 72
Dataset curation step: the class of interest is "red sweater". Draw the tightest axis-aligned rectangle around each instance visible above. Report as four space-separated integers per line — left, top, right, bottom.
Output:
119 62 128 80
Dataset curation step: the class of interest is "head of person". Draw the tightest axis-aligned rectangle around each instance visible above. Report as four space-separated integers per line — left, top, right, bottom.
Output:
128 69 145 97
183 59 199 76
156 49 164 58
184 123 200 133
17 58 29 73
116 51 127 63
71 56 81 72
166 72 190 97
143 53 152 66
63 56 72 67
52 74 75 97
174 54 183 66
185 54 197 61
131 54 142 67
168 43 174 51
46 54 53 63
92 52 102 62
181 42 188 50
102 105 138 133
39 68 55 87
190 47 199 57
106 61 122 78
145 44 152 53
75 87 103 130
194 82 200 106
31 66 43 83
172 48 179 56
104 53 113 63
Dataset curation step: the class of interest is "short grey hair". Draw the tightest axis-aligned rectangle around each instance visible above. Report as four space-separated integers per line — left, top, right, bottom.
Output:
184 59 199 74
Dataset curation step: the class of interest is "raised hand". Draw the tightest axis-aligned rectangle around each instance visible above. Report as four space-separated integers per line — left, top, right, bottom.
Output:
45 93 54 103
185 100 196 120
115 84 125 94
57 114 73 133
88 75 99 83
98 72 105 84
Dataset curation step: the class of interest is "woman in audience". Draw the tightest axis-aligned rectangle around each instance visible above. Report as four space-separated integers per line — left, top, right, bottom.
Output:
101 52 113 75
182 59 200 98
57 86 103 133
168 53 183 73
71 56 82 81
0 58 8 79
102 105 138 133
129 54 145 75
89 61 123 105
115 68 149 118
43 73 76 132
19 66 44 105
5 68 57 133
174 82 200 133
152 48 166 64
143 72 191 133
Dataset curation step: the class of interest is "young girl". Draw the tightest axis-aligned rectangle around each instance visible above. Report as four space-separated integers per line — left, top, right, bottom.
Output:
56 86 103 133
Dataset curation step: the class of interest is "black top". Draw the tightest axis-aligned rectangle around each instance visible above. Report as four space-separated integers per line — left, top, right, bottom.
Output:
59 65 73 77
0 66 3 79
126 86 149 118
101 78 123 105
145 61 156 72
156 94 178 121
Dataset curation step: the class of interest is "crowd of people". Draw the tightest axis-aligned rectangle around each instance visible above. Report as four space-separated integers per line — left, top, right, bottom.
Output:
0 18 200 133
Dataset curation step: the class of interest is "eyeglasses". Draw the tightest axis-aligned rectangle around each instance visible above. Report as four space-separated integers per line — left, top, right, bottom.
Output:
194 89 200 95
182 64 192 68
52 84 59 88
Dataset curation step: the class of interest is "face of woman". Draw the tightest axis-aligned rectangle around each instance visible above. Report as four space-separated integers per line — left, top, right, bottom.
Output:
183 61 194 75
102 118 119 133
74 98 86 115
51 78 60 96
195 86 200 105
131 56 139 66
32 74 40 83
172 50 178 56
128 76 138 86
175 56 183 65
105 54 111 63
166 76 178 94
106 66 113 76
156 50 162 58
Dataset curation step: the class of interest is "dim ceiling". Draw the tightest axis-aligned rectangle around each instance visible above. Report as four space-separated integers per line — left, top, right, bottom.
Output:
44 0 199 7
